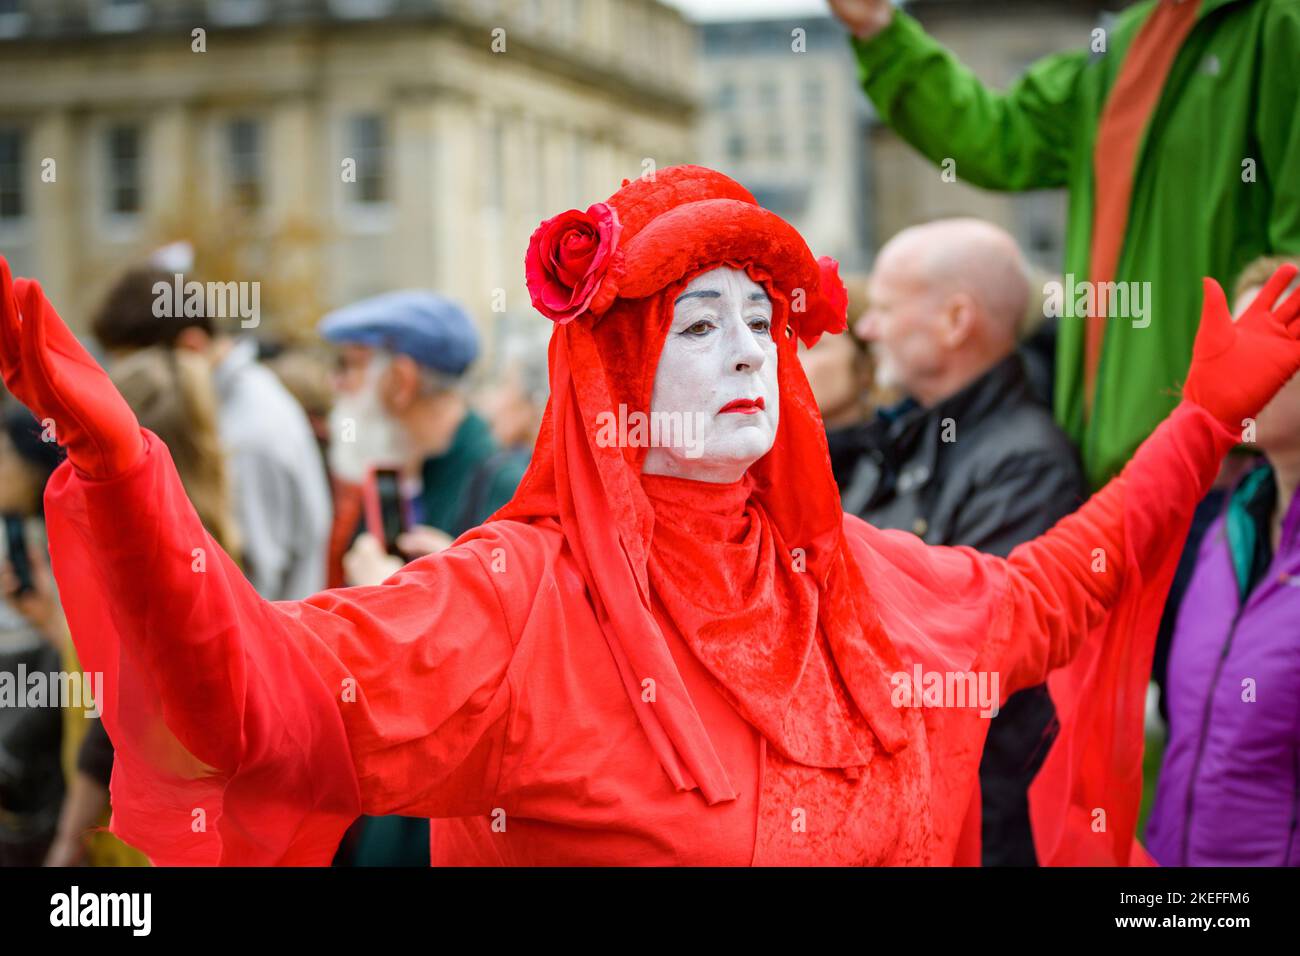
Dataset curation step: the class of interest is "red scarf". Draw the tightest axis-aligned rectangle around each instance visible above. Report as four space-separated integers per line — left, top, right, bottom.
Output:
643 471 880 776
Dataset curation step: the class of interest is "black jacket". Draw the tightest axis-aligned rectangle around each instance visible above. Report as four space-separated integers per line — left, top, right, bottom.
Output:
833 352 1087 865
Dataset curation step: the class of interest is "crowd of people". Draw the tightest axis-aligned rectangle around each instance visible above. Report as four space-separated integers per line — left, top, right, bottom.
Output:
0 0 1297 867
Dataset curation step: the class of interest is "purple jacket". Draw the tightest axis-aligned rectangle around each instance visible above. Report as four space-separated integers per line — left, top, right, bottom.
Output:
1146 471 1300 866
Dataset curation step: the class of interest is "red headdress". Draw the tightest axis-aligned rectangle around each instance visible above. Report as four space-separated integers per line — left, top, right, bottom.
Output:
496 165 908 803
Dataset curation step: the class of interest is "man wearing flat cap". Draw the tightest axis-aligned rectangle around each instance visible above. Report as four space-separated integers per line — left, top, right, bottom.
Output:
321 290 526 568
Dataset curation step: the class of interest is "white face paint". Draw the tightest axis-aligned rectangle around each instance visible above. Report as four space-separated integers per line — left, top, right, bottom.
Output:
642 266 780 483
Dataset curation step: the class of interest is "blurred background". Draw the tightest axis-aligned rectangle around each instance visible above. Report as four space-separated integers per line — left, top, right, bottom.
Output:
0 0 1103 368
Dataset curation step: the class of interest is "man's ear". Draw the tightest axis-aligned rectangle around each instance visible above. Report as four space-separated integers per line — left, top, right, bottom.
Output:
381 354 421 414
941 293 978 349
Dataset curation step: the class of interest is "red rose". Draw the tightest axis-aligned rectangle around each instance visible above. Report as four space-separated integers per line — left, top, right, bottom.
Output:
789 255 849 347
525 202 622 323
817 256 848 332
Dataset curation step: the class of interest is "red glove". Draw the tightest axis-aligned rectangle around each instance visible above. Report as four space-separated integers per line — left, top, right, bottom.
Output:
1184 262 1300 433
0 256 144 479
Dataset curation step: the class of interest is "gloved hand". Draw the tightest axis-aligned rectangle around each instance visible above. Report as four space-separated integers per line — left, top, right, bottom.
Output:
1184 262 1300 433
0 256 145 479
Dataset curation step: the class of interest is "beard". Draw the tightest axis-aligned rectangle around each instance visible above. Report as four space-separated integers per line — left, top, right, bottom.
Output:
327 357 409 483
870 344 904 392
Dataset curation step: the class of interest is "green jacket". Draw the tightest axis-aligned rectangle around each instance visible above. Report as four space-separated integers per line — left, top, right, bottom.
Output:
418 409 525 536
852 0 1300 487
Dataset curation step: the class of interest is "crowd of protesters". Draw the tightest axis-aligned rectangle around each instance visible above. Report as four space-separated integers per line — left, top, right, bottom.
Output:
2 0 1298 867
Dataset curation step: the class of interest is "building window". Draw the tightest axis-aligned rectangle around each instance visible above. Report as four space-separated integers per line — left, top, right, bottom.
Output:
714 82 737 111
805 129 824 163
327 0 395 18
94 0 148 33
726 130 745 163
207 0 267 25
226 118 263 210
766 131 784 161
0 127 23 221
0 0 28 39
347 114 387 205
106 123 143 216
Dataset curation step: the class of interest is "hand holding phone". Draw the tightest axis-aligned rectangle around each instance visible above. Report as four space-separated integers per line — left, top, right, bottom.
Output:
363 467 410 558
2 516 66 647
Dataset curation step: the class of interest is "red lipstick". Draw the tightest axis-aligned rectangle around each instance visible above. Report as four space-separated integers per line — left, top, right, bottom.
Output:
718 397 765 415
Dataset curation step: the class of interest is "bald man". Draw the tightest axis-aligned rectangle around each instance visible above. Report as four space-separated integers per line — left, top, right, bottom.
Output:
841 219 1086 866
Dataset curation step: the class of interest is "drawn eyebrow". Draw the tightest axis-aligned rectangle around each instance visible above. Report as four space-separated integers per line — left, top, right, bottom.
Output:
674 289 721 304
673 289 769 305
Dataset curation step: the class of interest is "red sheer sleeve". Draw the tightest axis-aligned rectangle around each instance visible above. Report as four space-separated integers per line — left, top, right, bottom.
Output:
44 431 518 865
999 401 1237 864
846 401 1237 864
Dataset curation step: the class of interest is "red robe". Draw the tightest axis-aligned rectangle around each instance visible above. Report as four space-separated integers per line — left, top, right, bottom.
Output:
41 165 1238 865
44 398 1233 865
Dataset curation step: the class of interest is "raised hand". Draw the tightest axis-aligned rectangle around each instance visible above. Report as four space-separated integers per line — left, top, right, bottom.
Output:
826 0 895 40
1183 263 1300 435
0 256 144 479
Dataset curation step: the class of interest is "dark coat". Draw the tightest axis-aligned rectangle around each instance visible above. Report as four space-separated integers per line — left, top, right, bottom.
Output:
833 352 1087 865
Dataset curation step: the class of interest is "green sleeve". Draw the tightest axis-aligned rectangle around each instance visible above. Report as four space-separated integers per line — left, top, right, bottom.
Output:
1258 0 1300 253
851 7 1089 191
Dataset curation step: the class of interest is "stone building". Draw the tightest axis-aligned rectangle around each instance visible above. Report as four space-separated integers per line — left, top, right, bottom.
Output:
696 13 873 273
866 0 1111 271
0 0 696 351
695 0 1111 275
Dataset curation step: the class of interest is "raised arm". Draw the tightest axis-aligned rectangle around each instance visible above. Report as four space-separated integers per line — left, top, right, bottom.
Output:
830 0 1088 191
990 401 1232 695
991 265 1300 691
852 265 1300 687
845 266 1300 865
0 259 518 864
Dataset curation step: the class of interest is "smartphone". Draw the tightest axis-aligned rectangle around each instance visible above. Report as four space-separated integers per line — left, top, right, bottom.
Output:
4 514 33 596
363 467 409 558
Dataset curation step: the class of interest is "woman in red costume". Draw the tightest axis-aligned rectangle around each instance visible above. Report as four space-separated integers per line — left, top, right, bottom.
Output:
2 166 1299 867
